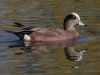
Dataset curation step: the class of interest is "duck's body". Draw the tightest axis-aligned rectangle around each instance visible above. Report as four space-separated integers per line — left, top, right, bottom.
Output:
5 12 86 42
28 28 79 41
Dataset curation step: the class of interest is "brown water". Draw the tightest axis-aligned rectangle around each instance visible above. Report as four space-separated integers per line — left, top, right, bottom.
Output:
0 0 100 75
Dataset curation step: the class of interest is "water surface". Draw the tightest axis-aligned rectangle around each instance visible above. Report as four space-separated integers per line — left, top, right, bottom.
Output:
0 0 100 75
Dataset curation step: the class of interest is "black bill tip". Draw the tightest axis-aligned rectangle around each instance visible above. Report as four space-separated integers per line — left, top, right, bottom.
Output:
84 25 87 27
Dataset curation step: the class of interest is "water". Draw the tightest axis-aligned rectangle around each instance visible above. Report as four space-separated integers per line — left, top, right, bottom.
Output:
0 0 100 75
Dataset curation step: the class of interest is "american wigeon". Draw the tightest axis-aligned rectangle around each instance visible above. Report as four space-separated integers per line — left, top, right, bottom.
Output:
5 12 86 42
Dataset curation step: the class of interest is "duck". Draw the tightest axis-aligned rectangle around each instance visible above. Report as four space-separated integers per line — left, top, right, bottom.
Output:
4 12 86 42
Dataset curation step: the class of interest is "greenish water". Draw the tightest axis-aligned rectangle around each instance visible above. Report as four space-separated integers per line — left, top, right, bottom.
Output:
0 0 100 75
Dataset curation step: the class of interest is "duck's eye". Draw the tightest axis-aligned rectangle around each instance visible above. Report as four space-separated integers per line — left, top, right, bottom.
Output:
72 16 76 20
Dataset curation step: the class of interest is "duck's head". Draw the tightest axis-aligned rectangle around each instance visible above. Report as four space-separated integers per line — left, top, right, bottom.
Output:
63 12 86 30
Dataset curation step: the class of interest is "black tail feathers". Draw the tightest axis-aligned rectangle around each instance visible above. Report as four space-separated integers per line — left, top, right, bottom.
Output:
4 30 25 39
4 30 14 33
4 30 33 39
13 22 25 27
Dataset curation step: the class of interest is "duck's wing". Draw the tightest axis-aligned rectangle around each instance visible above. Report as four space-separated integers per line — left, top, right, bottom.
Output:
13 22 37 30
13 22 25 27
13 22 59 31
32 28 65 35
23 26 37 30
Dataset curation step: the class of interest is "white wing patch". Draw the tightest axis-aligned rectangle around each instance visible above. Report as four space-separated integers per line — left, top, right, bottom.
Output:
24 34 31 41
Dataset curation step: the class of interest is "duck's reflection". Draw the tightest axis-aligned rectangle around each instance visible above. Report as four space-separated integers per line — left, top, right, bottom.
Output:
64 47 86 61
9 38 87 61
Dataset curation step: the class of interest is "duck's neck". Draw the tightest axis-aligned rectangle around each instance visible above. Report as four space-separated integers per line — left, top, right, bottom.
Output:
66 27 76 31
63 23 76 31
63 20 76 31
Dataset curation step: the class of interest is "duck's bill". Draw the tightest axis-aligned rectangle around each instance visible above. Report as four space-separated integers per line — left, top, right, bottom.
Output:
78 21 87 27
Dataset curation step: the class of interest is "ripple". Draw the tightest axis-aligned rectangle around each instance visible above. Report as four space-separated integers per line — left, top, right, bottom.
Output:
78 36 92 41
